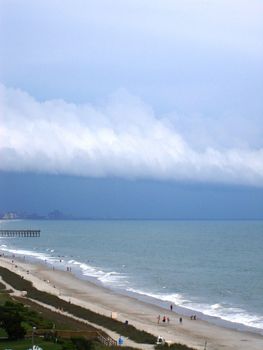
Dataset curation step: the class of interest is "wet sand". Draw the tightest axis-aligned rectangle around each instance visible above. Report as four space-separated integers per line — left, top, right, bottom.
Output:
0 256 262 350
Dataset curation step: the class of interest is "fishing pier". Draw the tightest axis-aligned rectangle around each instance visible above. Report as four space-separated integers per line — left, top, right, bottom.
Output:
0 230 40 237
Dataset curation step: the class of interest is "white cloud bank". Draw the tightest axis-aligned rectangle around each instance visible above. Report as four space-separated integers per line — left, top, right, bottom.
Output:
0 84 263 186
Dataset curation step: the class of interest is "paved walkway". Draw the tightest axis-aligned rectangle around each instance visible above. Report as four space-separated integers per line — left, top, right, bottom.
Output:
0 276 154 350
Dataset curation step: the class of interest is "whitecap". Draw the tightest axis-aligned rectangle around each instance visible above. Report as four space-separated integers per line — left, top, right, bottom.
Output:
125 288 263 330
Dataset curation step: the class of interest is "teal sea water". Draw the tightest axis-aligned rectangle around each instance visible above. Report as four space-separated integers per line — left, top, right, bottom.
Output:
0 220 263 333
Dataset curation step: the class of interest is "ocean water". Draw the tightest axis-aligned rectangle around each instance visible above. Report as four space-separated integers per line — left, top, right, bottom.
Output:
0 219 263 334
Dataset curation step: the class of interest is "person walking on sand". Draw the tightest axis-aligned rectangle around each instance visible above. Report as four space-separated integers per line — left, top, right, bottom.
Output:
157 315 160 324
170 304 173 311
162 315 166 323
179 317 183 324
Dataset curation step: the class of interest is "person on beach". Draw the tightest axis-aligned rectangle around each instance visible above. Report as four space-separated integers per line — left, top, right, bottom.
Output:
170 304 173 311
157 315 160 323
167 316 170 323
179 317 183 324
162 315 166 323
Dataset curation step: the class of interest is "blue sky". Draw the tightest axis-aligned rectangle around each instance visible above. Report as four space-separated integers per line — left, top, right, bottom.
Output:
0 1 262 217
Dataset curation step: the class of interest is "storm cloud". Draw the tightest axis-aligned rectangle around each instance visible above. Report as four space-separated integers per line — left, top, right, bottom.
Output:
1 84 262 186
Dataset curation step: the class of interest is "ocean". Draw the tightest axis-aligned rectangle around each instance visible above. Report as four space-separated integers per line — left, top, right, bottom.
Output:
0 219 263 334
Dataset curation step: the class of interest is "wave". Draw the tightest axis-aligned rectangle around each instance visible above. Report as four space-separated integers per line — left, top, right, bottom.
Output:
127 287 189 305
0 246 128 288
67 259 128 287
190 302 263 330
1 244 263 332
1 245 49 261
126 287 263 331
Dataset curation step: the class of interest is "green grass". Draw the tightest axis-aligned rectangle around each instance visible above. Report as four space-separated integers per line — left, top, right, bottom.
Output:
0 337 62 350
0 282 12 305
0 267 156 345
2 301 53 332
0 327 8 337
15 297 100 332
0 291 12 305
0 338 140 350
0 267 196 349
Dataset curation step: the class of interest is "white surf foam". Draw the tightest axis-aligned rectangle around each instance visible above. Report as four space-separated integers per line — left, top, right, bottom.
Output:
1 245 262 331
0 246 128 287
186 301 263 330
67 259 128 287
127 288 190 305
0 246 61 264
126 288 263 330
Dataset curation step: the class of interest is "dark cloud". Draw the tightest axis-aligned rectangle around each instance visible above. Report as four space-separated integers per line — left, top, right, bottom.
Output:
1 85 263 186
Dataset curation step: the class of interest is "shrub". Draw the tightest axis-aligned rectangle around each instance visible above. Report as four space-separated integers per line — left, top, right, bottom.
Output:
0 305 26 340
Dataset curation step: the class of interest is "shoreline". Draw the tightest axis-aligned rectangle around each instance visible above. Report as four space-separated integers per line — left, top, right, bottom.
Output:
0 255 263 349
1 220 263 334
2 245 263 335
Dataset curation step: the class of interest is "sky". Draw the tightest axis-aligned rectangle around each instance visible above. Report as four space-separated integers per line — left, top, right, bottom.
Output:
0 0 262 218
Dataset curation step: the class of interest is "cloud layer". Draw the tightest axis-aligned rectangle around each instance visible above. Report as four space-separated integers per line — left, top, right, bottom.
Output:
1 84 263 186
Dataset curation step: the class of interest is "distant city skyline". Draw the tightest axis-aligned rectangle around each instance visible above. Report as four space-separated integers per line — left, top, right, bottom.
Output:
0 172 262 220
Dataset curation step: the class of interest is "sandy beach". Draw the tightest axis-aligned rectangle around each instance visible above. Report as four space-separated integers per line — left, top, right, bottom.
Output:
0 256 262 350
